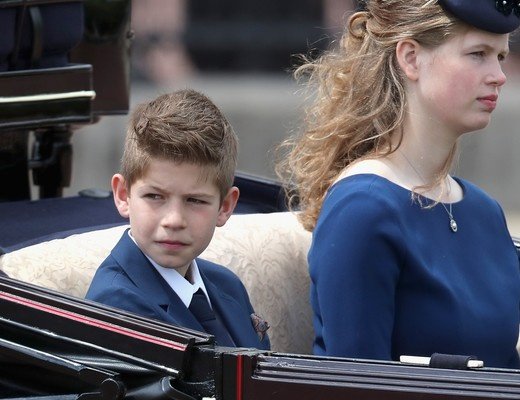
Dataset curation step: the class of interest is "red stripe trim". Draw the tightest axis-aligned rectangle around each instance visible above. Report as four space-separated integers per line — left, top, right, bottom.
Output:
236 354 243 400
0 291 187 351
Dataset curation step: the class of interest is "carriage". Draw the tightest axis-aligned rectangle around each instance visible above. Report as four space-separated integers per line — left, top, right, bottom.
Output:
2 1 520 399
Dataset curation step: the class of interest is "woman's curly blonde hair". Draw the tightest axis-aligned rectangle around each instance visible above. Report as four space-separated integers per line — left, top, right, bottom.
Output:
278 0 460 231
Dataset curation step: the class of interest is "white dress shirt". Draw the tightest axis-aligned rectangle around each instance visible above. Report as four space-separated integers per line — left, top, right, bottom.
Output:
127 230 212 308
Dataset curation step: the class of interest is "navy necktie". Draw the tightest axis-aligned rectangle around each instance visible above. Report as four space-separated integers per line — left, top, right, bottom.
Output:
189 288 235 346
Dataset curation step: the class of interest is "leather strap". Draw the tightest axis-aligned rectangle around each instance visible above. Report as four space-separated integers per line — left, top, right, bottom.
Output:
8 1 44 69
28 5 43 66
9 0 28 69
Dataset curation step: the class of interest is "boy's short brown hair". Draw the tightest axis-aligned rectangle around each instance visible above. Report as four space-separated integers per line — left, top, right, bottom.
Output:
121 89 238 198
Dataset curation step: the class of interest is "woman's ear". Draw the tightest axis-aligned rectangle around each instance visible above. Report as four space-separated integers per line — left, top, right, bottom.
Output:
216 186 240 227
112 174 130 219
396 39 421 81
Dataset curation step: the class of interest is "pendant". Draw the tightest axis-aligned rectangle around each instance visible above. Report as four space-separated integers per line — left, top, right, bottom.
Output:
450 218 458 233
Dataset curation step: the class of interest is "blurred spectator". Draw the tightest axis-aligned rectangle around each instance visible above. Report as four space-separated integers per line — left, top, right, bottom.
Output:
130 0 361 83
131 0 194 84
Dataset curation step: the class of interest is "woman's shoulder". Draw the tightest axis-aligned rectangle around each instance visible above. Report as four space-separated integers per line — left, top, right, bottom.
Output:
334 158 395 184
329 173 399 196
328 170 409 208
321 173 409 231
332 159 406 194
315 173 409 252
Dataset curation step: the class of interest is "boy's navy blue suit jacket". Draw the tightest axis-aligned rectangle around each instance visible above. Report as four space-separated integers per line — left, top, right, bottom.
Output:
85 229 270 350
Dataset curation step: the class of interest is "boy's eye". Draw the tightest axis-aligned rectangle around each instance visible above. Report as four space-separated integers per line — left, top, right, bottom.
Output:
188 198 207 205
144 193 162 200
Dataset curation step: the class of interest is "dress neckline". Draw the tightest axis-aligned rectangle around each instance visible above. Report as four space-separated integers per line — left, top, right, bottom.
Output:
332 173 466 206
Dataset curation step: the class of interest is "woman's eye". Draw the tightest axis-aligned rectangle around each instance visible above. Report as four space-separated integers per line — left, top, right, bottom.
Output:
471 51 485 58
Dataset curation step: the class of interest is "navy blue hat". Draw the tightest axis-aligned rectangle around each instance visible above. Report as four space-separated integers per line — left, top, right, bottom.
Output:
438 0 520 33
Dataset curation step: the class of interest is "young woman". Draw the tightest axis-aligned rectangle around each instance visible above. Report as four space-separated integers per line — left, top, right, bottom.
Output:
280 0 520 368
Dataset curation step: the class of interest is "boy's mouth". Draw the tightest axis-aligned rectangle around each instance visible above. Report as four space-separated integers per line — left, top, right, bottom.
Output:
156 240 188 249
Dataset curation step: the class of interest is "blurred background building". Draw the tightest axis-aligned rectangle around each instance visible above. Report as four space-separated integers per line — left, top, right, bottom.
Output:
61 0 520 233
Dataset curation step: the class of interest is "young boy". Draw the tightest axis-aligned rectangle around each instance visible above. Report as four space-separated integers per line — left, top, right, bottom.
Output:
86 89 269 350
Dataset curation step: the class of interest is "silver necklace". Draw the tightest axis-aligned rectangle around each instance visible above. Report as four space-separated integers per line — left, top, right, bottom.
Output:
398 150 458 233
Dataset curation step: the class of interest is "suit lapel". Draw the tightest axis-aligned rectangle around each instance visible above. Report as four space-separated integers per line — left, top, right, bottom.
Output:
201 270 260 348
110 231 204 331
109 232 264 346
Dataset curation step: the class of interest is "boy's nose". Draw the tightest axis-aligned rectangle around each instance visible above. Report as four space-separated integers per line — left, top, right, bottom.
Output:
161 207 187 229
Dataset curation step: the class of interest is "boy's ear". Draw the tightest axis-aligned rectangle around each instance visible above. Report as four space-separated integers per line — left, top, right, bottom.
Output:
396 39 421 81
112 173 130 219
216 186 240 227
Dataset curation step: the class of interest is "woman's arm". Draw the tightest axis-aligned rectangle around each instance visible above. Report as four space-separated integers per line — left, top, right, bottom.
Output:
309 185 406 359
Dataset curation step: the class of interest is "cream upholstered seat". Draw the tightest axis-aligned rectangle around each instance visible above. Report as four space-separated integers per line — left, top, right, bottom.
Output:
0 212 313 354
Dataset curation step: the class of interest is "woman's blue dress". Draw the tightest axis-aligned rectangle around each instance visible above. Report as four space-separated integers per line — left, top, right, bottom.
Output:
309 174 520 368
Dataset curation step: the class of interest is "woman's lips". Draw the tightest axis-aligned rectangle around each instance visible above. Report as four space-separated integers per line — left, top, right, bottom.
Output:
478 94 498 111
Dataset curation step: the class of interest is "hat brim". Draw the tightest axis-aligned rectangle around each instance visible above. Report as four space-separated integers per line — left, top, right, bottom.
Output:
438 0 520 34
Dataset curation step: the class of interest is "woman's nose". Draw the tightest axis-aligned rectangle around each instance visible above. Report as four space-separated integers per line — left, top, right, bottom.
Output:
489 62 507 87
